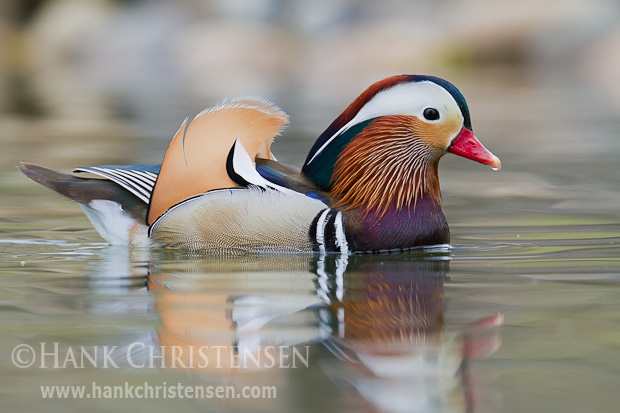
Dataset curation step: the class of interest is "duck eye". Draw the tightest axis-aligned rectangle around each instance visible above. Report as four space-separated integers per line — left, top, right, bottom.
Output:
423 108 440 121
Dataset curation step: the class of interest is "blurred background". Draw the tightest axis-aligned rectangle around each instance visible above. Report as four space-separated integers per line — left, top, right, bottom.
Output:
2 2 620 412
1 0 619 165
3 0 620 227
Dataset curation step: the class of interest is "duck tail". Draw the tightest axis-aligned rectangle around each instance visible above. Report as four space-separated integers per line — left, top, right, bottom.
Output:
18 162 96 205
18 162 150 245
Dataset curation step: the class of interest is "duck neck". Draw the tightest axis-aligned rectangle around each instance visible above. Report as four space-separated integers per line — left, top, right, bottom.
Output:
341 194 449 252
328 116 444 215
326 120 449 251
306 115 451 251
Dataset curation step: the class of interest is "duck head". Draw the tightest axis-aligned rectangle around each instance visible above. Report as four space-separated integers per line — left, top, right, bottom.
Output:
302 75 501 217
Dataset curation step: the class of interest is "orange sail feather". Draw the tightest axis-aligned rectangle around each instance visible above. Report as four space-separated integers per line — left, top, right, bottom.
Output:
147 99 288 225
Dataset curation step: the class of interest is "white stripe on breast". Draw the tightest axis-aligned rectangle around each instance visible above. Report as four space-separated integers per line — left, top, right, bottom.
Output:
315 209 330 255
334 212 349 255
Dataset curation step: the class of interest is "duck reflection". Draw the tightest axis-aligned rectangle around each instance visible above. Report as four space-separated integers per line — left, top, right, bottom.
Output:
318 254 502 413
319 255 460 413
148 253 326 373
143 250 501 412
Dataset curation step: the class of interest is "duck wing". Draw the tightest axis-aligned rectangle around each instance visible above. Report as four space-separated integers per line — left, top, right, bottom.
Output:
147 98 289 225
73 164 160 204
255 158 333 205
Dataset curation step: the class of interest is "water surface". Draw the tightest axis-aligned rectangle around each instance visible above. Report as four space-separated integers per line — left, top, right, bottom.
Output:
1 72 619 412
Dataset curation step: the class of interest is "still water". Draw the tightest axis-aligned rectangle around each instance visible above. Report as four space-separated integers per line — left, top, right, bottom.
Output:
1 72 619 412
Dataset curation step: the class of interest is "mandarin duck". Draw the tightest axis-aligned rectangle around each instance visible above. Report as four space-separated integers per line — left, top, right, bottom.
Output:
19 75 501 254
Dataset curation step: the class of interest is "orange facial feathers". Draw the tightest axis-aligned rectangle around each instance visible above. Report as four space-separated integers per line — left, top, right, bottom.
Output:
331 115 446 218
147 99 288 225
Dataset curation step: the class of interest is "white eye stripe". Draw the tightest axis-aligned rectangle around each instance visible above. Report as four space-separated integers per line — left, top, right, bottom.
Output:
307 81 462 164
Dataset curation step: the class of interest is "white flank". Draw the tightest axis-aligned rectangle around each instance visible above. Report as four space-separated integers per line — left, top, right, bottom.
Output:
79 200 150 246
307 81 463 164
